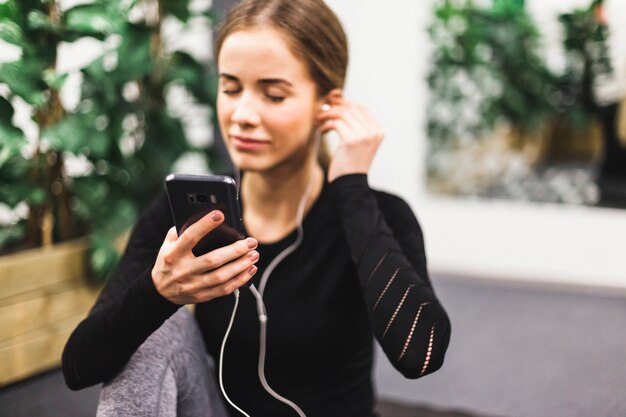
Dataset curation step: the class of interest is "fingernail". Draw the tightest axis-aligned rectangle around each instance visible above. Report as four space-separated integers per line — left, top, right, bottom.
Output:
246 238 257 249
211 210 222 221
248 250 259 261
248 265 258 276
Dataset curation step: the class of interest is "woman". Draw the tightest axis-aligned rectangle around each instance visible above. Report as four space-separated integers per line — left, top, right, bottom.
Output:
62 0 451 416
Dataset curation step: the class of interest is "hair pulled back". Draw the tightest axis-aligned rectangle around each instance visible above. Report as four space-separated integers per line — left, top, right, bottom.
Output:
215 0 349 97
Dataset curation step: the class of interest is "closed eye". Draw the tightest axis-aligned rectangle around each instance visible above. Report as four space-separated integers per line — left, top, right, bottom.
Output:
266 94 285 103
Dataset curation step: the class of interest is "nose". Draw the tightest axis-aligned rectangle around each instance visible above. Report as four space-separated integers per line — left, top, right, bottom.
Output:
231 93 261 128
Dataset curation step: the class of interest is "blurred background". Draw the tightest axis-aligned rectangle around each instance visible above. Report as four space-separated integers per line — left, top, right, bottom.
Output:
1 0 625 416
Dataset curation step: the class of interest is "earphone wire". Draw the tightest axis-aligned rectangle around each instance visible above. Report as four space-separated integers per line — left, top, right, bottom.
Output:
251 131 320 416
218 289 250 417
219 130 321 416
217 167 252 416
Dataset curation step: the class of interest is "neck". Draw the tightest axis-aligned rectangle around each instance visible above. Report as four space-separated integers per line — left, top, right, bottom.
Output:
241 155 324 243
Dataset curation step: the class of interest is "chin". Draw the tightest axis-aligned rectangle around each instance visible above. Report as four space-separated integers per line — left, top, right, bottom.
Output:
229 153 272 173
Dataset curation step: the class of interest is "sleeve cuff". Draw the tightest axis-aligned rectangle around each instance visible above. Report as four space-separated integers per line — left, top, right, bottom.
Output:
328 173 369 191
328 173 378 214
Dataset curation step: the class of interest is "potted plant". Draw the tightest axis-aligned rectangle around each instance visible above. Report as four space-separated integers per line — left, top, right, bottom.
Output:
558 0 626 206
0 0 217 385
425 0 556 195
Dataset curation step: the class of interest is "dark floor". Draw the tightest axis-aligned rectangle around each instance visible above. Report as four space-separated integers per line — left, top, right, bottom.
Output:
374 275 626 417
1 275 625 417
0 369 100 417
0 368 481 417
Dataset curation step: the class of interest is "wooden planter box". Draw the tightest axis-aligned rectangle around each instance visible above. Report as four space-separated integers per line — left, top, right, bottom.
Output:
0 239 101 386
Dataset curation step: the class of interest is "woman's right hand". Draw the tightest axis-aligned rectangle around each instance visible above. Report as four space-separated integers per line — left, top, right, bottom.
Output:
151 210 259 305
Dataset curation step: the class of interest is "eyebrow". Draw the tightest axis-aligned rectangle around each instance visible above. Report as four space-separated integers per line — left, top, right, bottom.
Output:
219 73 293 88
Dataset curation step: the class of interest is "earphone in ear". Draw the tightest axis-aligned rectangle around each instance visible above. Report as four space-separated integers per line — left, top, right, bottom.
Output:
321 103 331 112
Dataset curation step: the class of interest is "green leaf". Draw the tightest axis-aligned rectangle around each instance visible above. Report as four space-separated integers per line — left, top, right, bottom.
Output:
0 141 19 170
163 0 190 22
111 23 153 81
0 221 25 250
43 70 68 90
89 231 120 282
71 176 109 216
26 10 56 33
201 9 221 24
63 4 114 39
82 56 119 105
0 61 46 106
165 51 214 103
0 20 24 45
43 113 110 158
0 182 41 207
42 115 87 153
0 1 19 23
0 122 26 161
102 198 136 235
0 144 27 178
0 95 15 122
0 99 27 171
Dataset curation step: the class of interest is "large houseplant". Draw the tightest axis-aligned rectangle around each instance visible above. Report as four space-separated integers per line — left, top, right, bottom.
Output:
425 0 623 203
0 0 218 280
425 0 556 194
0 0 217 385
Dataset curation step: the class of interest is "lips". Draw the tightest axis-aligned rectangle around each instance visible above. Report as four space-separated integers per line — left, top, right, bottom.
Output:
230 135 270 151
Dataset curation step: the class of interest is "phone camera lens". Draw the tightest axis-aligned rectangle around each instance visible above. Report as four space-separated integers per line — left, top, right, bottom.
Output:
197 194 208 203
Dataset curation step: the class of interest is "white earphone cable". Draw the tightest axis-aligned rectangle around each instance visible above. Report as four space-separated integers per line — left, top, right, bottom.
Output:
218 289 250 417
220 130 321 416
249 285 307 417
249 141 319 416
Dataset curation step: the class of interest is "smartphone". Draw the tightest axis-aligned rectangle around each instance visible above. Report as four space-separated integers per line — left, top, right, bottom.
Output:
165 174 246 257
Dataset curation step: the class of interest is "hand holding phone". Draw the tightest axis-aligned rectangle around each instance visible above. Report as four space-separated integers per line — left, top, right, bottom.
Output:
150 175 258 305
166 174 246 256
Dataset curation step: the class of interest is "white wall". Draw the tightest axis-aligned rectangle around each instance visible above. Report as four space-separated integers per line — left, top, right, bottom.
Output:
326 0 626 290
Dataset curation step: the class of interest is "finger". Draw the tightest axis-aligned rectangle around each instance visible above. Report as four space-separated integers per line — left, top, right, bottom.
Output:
354 105 383 136
316 106 348 126
187 236 258 275
190 249 259 292
318 102 354 127
319 118 359 141
318 100 353 116
175 210 224 256
333 104 383 144
350 104 375 129
197 265 258 301
322 103 369 138
160 227 181 265
341 113 367 139
330 100 379 131
165 226 178 243
319 119 345 137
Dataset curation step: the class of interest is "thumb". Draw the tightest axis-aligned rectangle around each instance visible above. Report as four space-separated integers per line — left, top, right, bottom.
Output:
165 226 178 243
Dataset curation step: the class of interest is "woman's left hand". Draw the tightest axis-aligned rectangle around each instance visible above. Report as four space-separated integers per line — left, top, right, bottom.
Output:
317 96 384 183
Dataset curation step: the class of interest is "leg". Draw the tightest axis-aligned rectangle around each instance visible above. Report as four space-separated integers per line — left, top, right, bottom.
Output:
96 308 228 417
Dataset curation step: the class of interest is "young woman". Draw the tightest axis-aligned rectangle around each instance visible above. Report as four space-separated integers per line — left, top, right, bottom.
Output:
62 0 451 416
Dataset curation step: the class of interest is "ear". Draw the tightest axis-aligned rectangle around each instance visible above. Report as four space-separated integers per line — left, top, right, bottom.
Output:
323 88 343 106
317 88 343 115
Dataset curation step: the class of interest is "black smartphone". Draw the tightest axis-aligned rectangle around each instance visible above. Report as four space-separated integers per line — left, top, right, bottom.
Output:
165 174 246 257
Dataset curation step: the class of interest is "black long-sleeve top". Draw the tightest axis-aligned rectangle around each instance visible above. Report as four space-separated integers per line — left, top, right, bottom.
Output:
62 174 451 417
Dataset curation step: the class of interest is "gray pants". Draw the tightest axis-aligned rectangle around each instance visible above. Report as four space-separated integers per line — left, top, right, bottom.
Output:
96 308 229 417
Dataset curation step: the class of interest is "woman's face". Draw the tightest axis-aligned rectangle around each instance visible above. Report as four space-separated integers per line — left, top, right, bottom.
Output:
217 27 323 173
